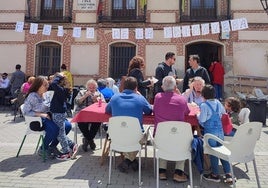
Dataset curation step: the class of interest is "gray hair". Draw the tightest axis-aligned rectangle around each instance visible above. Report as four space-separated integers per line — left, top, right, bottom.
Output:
162 76 176 91
86 79 97 88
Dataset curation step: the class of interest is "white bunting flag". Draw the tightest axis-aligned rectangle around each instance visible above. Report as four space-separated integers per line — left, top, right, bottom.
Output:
181 25 191 37
201 23 210 35
121 28 129 39
230 19 239 31
211 22 220 34
15 21 24 32
239 18 249 30
42 24 52 36
112 28 120 39
29 23 38 34
145 28 153 39
135 28 144 39
57 26 64 37
73 27 81 38
164 27 173 38
191 24 201 36
221 20 231 33
173 26 181 38
86 27 94 38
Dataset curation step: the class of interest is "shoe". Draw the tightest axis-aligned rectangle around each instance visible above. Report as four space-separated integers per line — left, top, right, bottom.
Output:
173 173 187 183
130 159 139 171
159 173 167 180
88 139 96 150
48 146 62 156
71 144 78 159
56 152 71 161
224 173 236 184
117 159 130 173
37 147 54 159
82 138 89 152
203 173 221 183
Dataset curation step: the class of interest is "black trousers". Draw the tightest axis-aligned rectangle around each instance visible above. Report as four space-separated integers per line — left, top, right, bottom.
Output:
77 122 101 141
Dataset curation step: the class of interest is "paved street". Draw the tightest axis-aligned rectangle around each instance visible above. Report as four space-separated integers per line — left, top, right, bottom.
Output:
0 107 268 188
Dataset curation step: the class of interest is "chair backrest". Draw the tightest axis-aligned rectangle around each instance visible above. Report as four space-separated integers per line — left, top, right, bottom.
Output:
108 116 143 152
227 122 262 162
238 107 250 124
20 104 44 135
154 121 193 161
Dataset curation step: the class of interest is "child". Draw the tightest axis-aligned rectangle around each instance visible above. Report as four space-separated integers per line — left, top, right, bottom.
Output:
238 99 250 124
48 73 78 160
197 84 234 184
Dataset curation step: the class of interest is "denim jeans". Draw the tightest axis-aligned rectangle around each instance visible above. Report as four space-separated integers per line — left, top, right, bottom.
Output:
208 138 231 175
50 120 72 147
213 84 223 100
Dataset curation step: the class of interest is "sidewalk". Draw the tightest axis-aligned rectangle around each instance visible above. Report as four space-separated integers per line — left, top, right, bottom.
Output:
0 109 268 188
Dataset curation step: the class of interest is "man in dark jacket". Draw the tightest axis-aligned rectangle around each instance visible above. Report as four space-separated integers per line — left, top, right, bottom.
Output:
182 54 210 92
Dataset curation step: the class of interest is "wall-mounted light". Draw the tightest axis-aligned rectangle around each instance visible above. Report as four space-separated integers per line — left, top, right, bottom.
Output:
260 0 268 14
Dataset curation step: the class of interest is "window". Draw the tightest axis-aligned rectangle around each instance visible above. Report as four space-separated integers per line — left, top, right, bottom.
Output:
36 42 61 76
109 43 136 79
112 0 137 20
190 0 216 19
40 0 64 20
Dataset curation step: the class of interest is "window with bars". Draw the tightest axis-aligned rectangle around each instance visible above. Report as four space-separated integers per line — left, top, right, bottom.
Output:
190 0 216 19
109 43 136 79
112 0 137 20
35 42 61 76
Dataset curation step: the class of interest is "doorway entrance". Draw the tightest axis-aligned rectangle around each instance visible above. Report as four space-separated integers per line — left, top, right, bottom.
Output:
185 42 222 71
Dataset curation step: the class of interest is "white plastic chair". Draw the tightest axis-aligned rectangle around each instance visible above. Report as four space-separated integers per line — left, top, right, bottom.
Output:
16 104 46 161
43 90 54 107
151 121 193 188
107 116 143 186
239 107 250 124
203 122 262 188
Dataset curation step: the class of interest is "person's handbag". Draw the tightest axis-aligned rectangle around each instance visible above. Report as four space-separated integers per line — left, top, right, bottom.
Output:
221 113 233 134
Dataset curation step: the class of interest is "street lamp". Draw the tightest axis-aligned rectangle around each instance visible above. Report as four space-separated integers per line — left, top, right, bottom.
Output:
260 0 268 14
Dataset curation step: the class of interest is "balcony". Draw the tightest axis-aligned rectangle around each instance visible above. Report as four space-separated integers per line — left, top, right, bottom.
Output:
180 0 230 22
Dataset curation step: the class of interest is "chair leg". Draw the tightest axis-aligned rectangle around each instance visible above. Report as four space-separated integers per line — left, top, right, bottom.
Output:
230 163 236 188
139 150 141 186
99 124 102 150
74 123 78 144
245 162 249 172
100 138 110 165
156 157 159 188
108 150 112 184
41 135 46 162
16 135 27 157
253 159 261 188
189 159 193 188
35 135 42 154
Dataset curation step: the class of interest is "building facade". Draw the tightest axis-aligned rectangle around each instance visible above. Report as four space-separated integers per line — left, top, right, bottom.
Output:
0 0 268 97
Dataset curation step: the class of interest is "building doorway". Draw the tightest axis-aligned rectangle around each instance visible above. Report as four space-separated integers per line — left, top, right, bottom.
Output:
185 42 222 71
109 42 136 80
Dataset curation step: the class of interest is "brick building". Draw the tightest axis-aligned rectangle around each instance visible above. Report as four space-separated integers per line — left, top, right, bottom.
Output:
0 0 268 97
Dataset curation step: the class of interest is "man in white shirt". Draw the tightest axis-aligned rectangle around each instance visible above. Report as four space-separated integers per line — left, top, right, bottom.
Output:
0 73 10 89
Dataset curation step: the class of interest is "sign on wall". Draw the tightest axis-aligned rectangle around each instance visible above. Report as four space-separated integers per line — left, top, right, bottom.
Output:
77 0 96 10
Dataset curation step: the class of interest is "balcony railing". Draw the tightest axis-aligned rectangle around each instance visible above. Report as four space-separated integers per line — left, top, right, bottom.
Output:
180 0 230 22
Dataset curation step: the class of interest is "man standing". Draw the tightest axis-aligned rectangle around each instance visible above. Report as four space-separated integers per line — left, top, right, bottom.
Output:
105 76 152 173
154 52 178 95
182 54 210 92
209 58 225 100
10 64 26 98
154 75 190 182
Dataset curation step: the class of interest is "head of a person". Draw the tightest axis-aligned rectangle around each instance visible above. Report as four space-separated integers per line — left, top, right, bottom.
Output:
127 55 145 74
2 73 8 80
15 64 21 70
188 54 200 68
165 52 176 66
61 64 67 70
201 84 215 100
161 76 176 92
86 79 98 93
54 72 66 87
27 76 48 95
123 76 137 91
27 76 35 84
224 97 241 113
47 74 54 83
192 76 205 93
97 78 107 89
106 77 115 88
